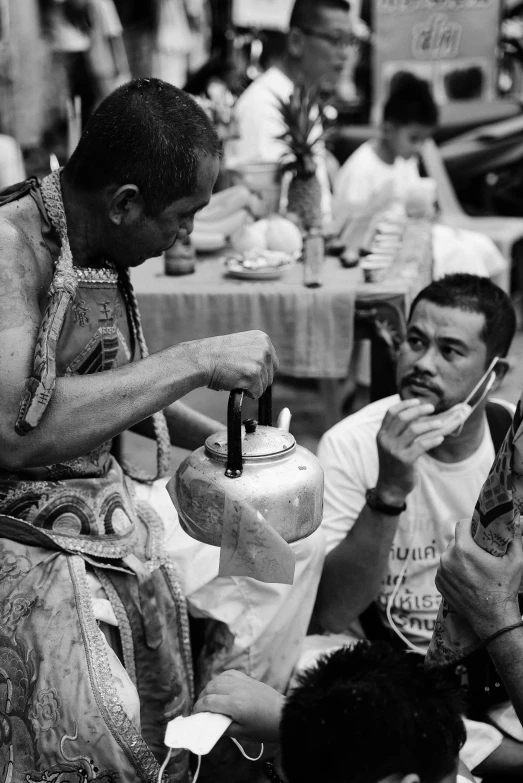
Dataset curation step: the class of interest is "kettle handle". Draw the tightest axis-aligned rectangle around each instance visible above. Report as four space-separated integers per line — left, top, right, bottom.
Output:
225 386 273 478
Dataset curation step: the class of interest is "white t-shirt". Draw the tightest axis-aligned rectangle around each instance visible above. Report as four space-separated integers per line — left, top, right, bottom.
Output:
317 394 514 650
333 140 420 226
232 66 332 225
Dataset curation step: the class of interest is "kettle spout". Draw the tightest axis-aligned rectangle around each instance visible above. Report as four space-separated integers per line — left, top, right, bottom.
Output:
276 407 292 432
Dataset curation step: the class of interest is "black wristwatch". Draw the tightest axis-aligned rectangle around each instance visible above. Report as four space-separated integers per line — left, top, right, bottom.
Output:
365 487 406 516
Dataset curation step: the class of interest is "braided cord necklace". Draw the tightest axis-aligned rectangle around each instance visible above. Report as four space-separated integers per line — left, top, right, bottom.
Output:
17 169 171 479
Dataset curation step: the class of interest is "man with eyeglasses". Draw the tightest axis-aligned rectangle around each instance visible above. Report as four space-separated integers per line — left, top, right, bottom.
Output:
231 0 352 229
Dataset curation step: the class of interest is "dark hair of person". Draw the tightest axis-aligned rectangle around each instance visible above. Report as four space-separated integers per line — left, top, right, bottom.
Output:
64 78 221 216
289 0 351 29
383 71 439 127
410 273 516 361
280 641 465 783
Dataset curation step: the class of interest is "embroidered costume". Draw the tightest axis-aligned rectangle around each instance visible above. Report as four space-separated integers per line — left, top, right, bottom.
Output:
0 173 191 783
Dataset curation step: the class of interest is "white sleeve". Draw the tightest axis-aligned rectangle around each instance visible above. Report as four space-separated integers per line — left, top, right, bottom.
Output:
332 154 395 230
233 93 288 166
333 156 377 215
317 428 374 555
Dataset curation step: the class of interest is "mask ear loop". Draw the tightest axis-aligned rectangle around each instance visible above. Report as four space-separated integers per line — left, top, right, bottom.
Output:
158 737 263 782
230 738 264 761
450 359 499 439
385 517 426 656
158 740 264 783
157 748 203 783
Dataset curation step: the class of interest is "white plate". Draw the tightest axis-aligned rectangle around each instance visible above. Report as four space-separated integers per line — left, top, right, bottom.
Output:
225 263 293 281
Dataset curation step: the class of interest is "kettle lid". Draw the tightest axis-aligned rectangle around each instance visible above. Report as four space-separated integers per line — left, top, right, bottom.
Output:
205 419 295 459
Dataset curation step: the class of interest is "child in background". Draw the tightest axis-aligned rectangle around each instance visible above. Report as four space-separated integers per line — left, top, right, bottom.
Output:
333 72 507 283
334 72 436 222
194 641 472 783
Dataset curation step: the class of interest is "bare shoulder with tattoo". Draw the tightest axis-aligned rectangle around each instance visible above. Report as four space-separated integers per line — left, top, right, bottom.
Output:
0 197 53 442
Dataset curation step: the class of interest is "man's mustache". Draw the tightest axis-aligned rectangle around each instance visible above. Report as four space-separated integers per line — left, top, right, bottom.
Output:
400 373 442 396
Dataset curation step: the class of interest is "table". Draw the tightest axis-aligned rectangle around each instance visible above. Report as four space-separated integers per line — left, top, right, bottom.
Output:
132 219 433 424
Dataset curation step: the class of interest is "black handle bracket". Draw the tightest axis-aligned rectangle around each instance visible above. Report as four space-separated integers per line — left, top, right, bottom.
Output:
225 387 273 478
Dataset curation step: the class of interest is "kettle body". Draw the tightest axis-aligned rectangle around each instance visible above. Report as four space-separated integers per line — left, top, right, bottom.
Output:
171 388 324 547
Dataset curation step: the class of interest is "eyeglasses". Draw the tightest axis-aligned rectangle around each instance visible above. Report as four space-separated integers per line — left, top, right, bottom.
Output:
298 26 356 49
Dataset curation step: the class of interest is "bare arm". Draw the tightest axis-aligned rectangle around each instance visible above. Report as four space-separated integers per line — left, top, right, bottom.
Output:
436 518 523 725
131 400 223 451
316 504 402 632
486 632 523 732
0 224 278 470
316 399 445 632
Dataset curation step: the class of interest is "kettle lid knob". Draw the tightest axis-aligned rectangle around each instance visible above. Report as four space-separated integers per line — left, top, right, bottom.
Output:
244 419 258 434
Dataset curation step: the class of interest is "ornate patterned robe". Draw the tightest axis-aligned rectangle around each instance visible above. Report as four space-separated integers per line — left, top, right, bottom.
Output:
0 180 192 783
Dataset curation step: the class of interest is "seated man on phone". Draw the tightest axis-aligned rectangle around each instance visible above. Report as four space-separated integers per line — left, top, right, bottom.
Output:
313 273 521 776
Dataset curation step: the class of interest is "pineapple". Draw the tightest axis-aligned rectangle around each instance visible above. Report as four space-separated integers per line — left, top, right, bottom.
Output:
277 85 325 231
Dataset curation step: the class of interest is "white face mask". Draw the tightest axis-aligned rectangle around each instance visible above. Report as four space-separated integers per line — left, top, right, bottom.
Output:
426 356 500 439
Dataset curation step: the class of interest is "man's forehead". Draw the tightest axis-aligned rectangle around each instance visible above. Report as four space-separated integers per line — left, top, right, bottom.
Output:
316 6 352 30
409 300 486 342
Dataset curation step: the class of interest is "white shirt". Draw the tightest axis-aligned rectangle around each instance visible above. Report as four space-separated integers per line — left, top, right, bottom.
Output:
232 66 332 225
317 394 514 649
333 140 420 228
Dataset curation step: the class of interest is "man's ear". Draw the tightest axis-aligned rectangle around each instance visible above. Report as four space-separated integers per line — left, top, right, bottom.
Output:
108 185 141 226
287 27 305 59
492 358 510 390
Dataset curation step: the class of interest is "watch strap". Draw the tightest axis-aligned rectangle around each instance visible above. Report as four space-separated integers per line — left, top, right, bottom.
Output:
365 487 406 516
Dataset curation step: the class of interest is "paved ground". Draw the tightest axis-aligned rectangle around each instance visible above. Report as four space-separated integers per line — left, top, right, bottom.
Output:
122 324 523 475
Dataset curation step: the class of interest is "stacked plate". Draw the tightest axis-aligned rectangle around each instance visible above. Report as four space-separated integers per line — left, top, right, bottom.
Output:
361 209 407 283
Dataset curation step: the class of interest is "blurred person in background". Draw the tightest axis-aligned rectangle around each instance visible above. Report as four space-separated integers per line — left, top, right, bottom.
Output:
231 0 353 229
152 0 212 89
334 72 508 286
40 0 130 123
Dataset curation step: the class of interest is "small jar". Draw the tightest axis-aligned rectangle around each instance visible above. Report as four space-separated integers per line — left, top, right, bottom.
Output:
303 228 324 288
164 236 196 275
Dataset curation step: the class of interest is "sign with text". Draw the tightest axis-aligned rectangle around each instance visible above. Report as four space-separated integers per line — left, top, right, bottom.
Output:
372 0 501 120
232 0 295 30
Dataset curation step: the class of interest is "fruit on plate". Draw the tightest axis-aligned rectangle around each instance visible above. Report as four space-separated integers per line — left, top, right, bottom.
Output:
266 215 303 254
230 219 269 252
230 215 303 254
191 230 227 253
224 249 296 271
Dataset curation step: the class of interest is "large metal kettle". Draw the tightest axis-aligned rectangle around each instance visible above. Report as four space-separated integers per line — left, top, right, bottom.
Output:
169 386 324 547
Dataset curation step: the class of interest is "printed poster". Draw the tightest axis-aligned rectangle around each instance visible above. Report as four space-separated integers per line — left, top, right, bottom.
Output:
232 0 295 30
373 0 501 118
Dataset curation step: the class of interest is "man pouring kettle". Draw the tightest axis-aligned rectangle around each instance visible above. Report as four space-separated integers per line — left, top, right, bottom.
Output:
0 78 324 783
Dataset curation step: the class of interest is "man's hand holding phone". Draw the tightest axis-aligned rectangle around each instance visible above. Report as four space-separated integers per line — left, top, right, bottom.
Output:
376 399 447 506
